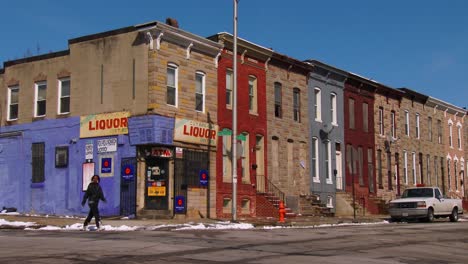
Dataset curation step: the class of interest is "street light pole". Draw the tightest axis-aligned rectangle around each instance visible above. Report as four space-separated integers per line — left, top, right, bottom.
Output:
232 0 238 222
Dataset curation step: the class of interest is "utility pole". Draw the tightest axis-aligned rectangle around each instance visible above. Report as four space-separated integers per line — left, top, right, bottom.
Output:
231 0 238 222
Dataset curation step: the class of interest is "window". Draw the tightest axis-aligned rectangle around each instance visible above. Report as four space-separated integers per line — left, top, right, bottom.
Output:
32 143 45 183
428 117 432 141
241 132 250 183
367 148 374 192
255 135 265 191
58 78 70 114
403 150 408 185
349 98 355 129
457 125 462 149
437 119 442 144
378 107 384 135
377 149 383 188
405 111 410 136
331 93 337 125
358 146 364 186
248 76 257 114
274 82 282 118
434 157 439 187
166 64 178 106
415 113 420 139
412 152 417 185
55 146 69 168
195 71 205 112
387 151 392 190
314 88 321 121
222 130 232 183
326 196 333 208
222 198 232 214
312 137 319 182
449 123 453 147
325 140 332 183
35 81 47 117
293 88 300 122
447 159 451 189
362 102 369 132
226 69 233 107
454 160 458 191
426 154 431 185
391 111 396 138
7 85 19 120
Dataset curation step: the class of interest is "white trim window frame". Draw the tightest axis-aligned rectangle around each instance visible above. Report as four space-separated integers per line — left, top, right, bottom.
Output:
248 75 257 114
403 150 408 185
457 124 462 149
293 88 301 122
7 85 19 121
34 81 47 117
331 93 337 126
58 77 70 115
449 123 453 148
226 69 233 108
325 140 333 184
314 87 321 122
195 71 205 112
405 110 410 136
415 113 420 139
312 137 319 183
166 63 178 107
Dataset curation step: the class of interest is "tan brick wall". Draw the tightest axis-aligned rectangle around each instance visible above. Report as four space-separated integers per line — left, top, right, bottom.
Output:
398 98 446 193
444 111 465 198
147 41 218 123
373 93 401 201
266 63 309 196
2 55 70 124
69 31 148 116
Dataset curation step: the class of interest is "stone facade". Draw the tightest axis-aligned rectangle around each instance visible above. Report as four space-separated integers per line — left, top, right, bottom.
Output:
266 54 310 212
373 85 404 202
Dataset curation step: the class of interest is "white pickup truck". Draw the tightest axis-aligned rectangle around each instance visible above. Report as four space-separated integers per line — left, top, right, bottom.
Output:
388 187 463 222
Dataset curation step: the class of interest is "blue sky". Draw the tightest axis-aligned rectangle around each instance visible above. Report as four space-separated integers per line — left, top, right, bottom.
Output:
1 0 467 108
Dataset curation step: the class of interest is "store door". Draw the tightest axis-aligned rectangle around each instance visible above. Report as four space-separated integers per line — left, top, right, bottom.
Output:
145 158 169 210
120 158 136 216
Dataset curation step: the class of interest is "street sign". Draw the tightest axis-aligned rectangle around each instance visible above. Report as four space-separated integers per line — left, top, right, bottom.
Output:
217 128 232 136
236 134 246 141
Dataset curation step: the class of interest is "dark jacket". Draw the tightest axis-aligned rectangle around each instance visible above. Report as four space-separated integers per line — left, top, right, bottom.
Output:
82 182 106 205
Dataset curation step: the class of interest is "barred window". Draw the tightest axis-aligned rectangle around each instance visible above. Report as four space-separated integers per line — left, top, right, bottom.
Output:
32 143 45 183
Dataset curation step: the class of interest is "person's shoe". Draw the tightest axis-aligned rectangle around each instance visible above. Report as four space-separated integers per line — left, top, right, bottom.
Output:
82 225 88 231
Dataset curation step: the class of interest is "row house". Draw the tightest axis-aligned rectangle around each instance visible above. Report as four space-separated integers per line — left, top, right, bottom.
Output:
306 60 347 212
266 52 310 214
426 96 465 200
373 83 405 202
398 88 446 197
0 20 224 219
343 74 378 214
207 33 273 218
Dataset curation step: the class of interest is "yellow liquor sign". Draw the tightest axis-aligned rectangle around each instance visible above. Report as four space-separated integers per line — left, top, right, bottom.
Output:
148 186 166 196
80 111 130 138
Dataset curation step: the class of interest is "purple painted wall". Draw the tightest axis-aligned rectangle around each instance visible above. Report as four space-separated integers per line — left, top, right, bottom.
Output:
0 116 136 217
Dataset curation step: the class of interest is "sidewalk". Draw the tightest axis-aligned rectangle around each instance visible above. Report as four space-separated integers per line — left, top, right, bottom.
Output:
0 213 390 230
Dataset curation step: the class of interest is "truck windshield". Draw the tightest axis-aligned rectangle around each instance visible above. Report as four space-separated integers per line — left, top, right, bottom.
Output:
401 188 434 198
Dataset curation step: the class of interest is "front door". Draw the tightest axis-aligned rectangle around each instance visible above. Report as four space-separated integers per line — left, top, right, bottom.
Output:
145 158 169 210
336 151 343 190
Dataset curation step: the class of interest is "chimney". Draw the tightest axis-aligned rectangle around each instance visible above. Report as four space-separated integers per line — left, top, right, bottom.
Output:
165 18 179 28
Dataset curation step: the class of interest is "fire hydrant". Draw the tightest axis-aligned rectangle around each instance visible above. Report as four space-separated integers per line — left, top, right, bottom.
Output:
278 201 286 223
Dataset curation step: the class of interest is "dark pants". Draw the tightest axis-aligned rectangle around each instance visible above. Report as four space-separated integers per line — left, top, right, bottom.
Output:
84 202 101 227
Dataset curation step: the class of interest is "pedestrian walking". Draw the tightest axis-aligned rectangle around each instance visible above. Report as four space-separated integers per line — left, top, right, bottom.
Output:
82 174 106 230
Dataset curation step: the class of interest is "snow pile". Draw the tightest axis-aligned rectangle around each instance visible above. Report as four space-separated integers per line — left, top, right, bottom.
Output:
0 211 20 215
263 220 390 229
175 221 254 230
0 218 36 227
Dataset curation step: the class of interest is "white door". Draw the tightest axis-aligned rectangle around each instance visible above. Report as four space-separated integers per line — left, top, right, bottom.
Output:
336 151 343 190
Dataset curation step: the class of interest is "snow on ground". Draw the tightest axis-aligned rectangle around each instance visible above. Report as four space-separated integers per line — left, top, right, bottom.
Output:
0 218 36 227
263 220 390 230
174 221 255 230
0 211 21 215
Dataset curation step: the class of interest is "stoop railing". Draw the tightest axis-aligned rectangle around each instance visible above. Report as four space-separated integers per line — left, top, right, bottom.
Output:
256 176 285 207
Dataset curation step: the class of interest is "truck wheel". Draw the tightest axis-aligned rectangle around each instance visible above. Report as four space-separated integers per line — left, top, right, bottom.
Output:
449 208 459 222
426 208 434 223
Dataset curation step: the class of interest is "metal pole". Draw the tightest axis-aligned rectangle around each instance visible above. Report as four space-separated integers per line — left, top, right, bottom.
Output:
232 0 238 222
